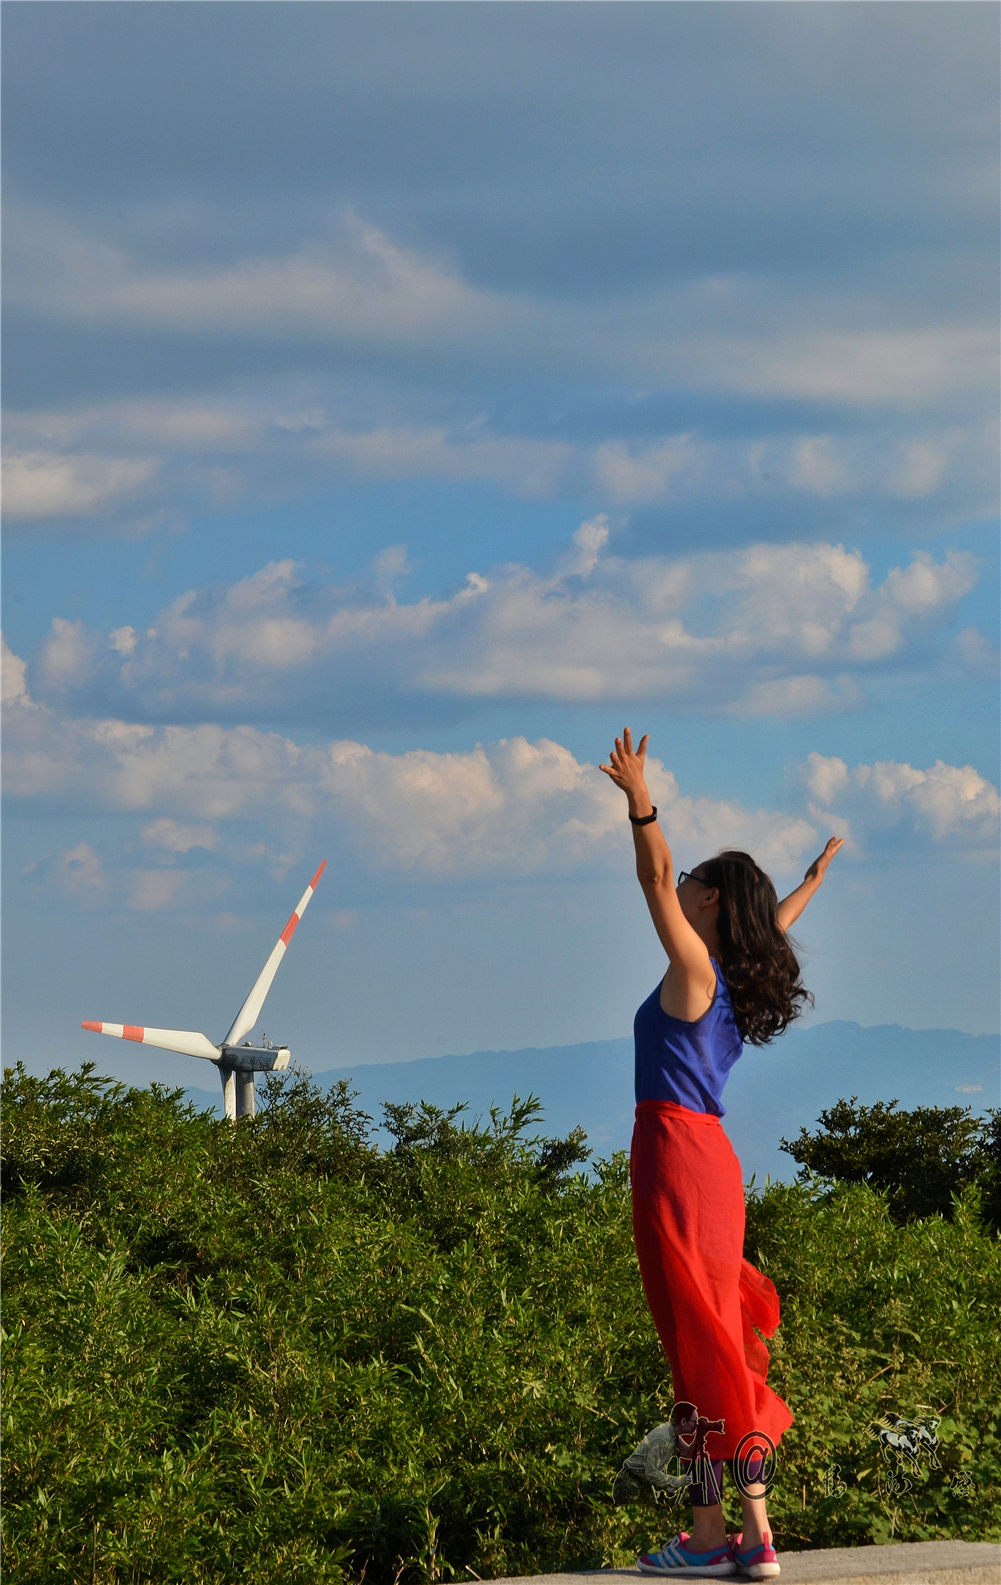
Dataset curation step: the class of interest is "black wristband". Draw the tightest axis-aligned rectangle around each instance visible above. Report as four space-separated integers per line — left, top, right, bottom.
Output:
629 807 658 826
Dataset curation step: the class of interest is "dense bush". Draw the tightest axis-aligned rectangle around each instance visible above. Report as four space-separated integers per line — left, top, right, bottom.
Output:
780 1098 1001 1227
2 1063 999 1585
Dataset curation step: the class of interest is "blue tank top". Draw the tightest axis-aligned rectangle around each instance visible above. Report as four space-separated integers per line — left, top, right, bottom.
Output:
634 959 744 1117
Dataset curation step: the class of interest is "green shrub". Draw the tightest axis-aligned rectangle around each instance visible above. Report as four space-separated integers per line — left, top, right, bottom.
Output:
780 1098 1001 1227
744 1176 1000 1547
2 1063 999 1584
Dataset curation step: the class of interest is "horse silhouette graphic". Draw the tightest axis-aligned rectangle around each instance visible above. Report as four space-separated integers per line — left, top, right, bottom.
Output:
871 1413 941 1473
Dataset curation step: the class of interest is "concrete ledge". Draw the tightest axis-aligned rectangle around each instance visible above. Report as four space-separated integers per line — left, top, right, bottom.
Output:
478 1540 1000 1585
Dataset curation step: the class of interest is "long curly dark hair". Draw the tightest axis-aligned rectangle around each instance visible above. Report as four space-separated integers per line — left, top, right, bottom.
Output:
697 849 812 1046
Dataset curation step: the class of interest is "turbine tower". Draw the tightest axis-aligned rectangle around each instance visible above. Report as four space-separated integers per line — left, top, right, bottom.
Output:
83 861 326 1120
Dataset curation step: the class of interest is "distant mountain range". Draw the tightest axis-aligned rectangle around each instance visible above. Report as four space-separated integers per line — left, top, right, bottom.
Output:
184 1020 999 1185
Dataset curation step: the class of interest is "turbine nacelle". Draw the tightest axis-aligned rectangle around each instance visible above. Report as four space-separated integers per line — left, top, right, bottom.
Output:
220 1043 291 1072
82 861 325 1120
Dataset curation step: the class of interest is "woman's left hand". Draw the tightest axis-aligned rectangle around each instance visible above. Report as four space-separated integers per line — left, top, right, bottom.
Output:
599 727 651 804
804 836 845 884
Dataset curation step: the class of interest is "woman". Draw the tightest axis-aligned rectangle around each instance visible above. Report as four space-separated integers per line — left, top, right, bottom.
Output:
600 729 842 1579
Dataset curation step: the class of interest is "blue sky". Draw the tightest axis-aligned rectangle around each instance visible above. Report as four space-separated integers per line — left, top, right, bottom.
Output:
3 2 999 1097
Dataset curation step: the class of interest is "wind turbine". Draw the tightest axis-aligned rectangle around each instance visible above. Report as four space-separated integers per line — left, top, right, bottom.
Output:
82 861 327 1120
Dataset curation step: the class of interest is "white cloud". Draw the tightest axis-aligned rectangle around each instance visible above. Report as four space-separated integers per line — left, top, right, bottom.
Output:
35 618 105 692
5 211 487 343
57 842 106 896
27 530 981 722
6 648 994 889
882 549 975 615
3 386 991 524
732 675 864 719
561 514 610 577
110 627 138 658
2 665 815 879
1 401 577 516
691 327 999 406
886 439 951 499
843 550 977 663
805 750 1001 843
590 424 980 508
141 818 217 853
0 657 305 817
316 736 819 878
787 437 856 498
2 450 157 521
2 636 31 706
803 752 851 806
5 208 996 419
7 398 259 454
949 626 1000 677
130 868 186 911
312 423 574 496
594 435 696 503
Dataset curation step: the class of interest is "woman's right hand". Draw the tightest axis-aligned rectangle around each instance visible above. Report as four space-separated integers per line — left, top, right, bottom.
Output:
599 726 652 810
602 729 713 1001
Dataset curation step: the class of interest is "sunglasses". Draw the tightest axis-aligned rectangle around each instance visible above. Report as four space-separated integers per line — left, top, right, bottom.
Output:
676 870 710 887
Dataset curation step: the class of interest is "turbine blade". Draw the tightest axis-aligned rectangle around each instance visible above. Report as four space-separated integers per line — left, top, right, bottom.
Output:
81 1023 220 1062
223 860 326 1047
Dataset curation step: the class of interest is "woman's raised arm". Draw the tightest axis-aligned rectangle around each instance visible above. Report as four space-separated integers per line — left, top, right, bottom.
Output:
777 837 844 931
599 729 712 986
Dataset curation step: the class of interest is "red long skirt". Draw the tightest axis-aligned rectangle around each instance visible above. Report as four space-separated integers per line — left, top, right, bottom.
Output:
630 1099 793 1460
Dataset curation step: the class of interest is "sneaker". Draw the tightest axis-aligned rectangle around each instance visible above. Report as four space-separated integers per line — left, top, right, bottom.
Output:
730 1531 780 1579
638 1533 736 1576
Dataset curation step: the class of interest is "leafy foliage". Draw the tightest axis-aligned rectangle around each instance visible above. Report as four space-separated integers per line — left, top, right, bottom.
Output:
2 1063 999 1584
779 1098 1000 1227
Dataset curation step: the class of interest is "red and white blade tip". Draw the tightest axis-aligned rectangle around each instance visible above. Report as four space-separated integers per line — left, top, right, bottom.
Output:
279 859 327 946
82 1021 143 1041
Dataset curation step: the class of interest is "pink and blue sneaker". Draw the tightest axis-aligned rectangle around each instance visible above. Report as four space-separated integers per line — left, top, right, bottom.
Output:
637 1533 736 1576
730 1531 780 1579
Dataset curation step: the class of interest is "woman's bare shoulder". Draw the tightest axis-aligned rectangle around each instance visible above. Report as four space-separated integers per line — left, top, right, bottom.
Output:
658 957 717 1023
